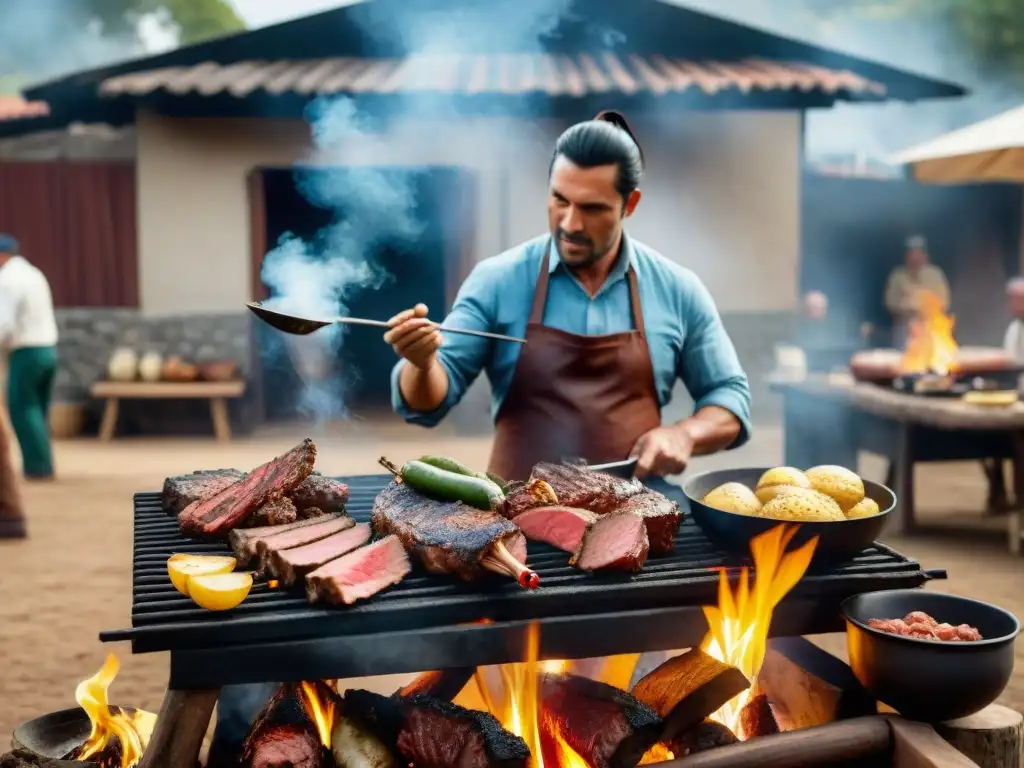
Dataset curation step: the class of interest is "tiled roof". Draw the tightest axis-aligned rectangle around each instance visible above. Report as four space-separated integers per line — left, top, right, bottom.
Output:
98 54 887 99
0 95 50 121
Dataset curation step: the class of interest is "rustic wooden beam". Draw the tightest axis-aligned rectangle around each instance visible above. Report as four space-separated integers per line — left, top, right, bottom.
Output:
394 667 475 700
137 688 220 768
934 705 1023 768
887 717 980 768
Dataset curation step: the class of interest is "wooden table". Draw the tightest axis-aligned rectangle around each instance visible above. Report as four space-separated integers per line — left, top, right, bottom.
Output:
89 380 246 442
770 374 1024 555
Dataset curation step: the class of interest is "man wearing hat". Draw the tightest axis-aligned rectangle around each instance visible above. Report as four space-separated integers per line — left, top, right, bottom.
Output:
884 235 950 348
0 234 59 480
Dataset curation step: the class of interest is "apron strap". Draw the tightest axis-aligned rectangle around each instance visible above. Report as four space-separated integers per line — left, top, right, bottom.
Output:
627 266 645 336
528 242 554 325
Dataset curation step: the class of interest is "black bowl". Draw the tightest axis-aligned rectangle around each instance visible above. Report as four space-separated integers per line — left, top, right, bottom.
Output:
842 589 1020 722
12 705 147 758
682 467 894 564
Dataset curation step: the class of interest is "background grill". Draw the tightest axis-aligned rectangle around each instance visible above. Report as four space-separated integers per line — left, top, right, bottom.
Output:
100 475 942 687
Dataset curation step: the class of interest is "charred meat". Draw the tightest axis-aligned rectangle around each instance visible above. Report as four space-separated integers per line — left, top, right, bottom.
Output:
178 439 316 537
529 462 644 514
372 482 527 581
162 468 244 514
614 492 681 555
291 472 350 513
571 513 649 573
229 514 348 563
539 673 661 768
514 506 597 553
264 522 372 585
306 535 411 605
248 496 299 528
238 683 332 768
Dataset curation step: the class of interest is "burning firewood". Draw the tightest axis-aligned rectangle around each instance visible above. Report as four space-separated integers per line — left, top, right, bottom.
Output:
539 673 662 768
630 647 750 743
667 720 739 758
394 668 475 701
737 691 779 740
238 683 334 768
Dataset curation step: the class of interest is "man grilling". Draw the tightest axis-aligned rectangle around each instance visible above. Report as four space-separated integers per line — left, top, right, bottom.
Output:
386 111 751 481
885 235 950 349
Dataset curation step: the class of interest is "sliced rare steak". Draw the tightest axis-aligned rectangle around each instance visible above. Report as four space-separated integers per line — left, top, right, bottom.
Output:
289 472 350 512
530 462 645 514
343 689 530 768
229 515 346 562
306 535 412 605
247 496 298 528
614 491 682 555
513 506 597 552
539 674 661 768
162 468 244 514
571 513 649 573
254 515 355 569
177 439 316 537
264 522 372 585
372 481 526 581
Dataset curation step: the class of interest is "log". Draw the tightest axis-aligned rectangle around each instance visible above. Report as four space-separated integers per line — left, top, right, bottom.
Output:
737 692 779 740
656 716 892 768
394 667 475 701
757 637 875 731
887 717 980 768
933 705 1023 768
137 688 220 768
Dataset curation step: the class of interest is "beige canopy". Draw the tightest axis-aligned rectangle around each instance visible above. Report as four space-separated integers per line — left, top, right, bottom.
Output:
889 104 1024 183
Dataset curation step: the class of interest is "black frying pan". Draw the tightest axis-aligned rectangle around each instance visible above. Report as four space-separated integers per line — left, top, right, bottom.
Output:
11 705 146 759
682 467 895 565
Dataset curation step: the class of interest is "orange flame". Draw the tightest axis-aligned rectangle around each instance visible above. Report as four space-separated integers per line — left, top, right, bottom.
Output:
72 655 156 768
900 291 960 376
701 525 817 738
299 681 336 747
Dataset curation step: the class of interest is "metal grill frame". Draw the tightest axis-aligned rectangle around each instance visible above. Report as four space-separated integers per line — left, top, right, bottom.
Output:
102 475 943 689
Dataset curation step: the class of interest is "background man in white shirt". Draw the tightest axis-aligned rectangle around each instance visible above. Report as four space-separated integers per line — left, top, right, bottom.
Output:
0 234 59 480
1003 277 1024 362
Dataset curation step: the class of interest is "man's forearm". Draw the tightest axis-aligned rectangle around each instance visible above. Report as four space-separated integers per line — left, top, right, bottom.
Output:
671 405 741 455
398 359 451 413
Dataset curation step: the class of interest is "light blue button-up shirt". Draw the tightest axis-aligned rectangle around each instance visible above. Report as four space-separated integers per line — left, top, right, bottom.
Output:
391 234 752 447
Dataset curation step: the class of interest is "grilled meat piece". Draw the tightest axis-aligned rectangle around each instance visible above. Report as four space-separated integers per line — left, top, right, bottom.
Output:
162 468 244 514
298 505 329 520
344 689 530 768
178 439 316 537
615 491 681 555
239 683 333 768
255 516 355 569
539 673 661 768
248 496 299 528
372 482 527 581
229 515 347 563
291 472 350 513
265 522 372 585
531 462 645 514
514 506 597 552
571 512 649 573
306 535 411 605
504 478 559 519
668 720 739 757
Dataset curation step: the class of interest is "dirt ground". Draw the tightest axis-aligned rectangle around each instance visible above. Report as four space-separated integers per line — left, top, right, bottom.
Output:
1 421 1021 752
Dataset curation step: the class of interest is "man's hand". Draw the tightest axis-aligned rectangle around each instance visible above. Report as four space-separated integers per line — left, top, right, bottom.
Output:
384 303 443 370
630 423 695 480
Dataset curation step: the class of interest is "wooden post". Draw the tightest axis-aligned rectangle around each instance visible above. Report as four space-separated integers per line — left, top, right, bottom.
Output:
138 687 220 768
933 705 1023 768
98 398 119 442
887 717 980 767
209 398 231 442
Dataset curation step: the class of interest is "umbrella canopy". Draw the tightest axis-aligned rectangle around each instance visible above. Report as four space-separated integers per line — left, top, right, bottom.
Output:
889 103 1024 183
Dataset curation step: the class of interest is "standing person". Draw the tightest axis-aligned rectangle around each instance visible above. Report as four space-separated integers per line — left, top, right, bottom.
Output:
884 235 950 348
0 234 59 480
1002 277 1024 361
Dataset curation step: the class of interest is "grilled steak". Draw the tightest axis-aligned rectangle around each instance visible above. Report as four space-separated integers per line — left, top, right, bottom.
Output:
239 682 333 768
178 439 316 537
290 472 350 513
504 478 559 519
615 492 681 555
571 513 649 573
525 463 644 515
306 535 411 605
372 482 527 580
254 515 355 569
162 468 244 514
344 689 530 768
539 674 661 768
248 496 298 528
265 522 372 585
513 506 597 552
229 515 347 563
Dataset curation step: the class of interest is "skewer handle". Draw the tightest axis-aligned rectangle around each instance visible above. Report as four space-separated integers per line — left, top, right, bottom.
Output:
487 540 540 590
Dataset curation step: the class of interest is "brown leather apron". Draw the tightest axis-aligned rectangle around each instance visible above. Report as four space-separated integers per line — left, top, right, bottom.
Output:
488 243 661 482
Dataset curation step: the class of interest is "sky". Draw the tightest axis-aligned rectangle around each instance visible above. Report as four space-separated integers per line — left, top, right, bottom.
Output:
230 0 357 28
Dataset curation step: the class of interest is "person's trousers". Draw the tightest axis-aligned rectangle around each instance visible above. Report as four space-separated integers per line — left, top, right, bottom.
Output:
0 400 25 537
206 682 278 768
7 346 57 478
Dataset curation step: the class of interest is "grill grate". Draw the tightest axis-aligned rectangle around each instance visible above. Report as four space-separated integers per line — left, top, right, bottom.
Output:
104 474 935 660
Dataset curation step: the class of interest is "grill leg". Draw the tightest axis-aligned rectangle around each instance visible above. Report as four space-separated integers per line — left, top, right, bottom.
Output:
138 686 220 768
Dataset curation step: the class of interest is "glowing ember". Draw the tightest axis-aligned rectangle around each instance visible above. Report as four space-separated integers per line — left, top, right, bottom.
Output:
70 654 156 768
267 579 280 589
701 525 816 739
299 680 336 747
900 291 960 376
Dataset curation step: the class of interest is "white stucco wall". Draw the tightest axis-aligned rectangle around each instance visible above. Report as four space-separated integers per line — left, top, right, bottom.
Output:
134 109 800 316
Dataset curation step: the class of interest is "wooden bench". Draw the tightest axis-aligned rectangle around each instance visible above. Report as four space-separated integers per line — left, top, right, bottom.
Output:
89 380 246 442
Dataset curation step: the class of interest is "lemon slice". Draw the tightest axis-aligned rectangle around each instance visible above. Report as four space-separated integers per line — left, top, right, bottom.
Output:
963 390 1017 407
187 572 253 611
167 554 237 596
